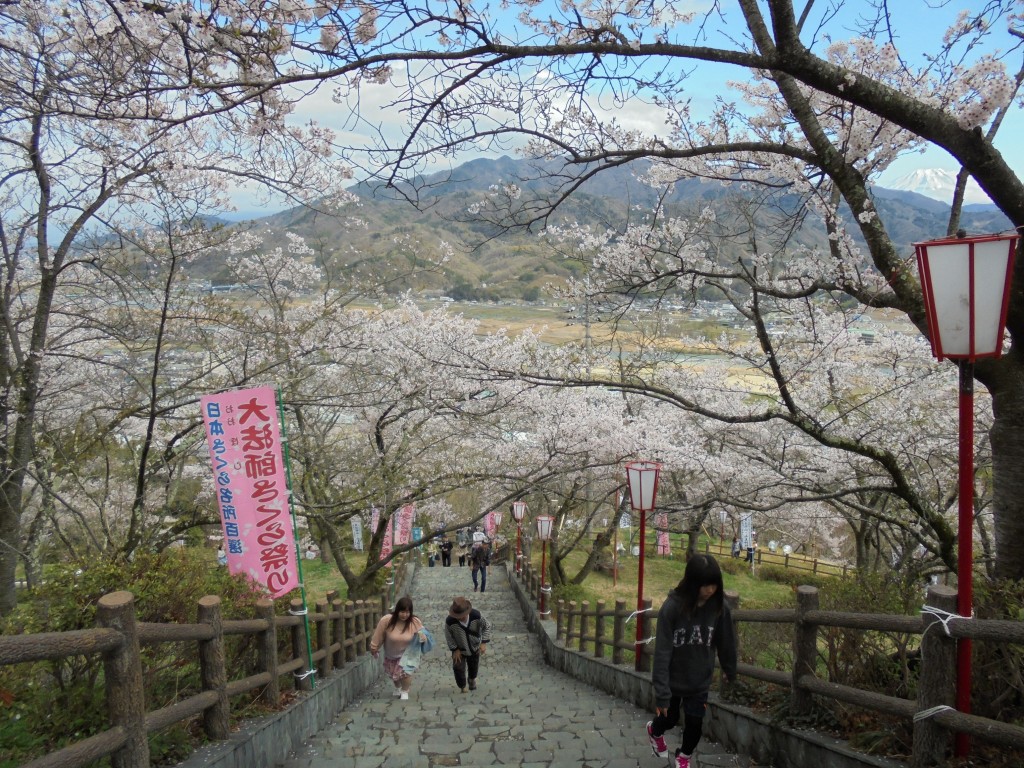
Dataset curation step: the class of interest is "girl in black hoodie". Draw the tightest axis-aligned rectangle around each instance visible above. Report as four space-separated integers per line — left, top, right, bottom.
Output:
646 554 737 768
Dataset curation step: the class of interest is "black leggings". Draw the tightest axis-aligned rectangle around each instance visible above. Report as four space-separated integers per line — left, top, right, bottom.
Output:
650 694 706 756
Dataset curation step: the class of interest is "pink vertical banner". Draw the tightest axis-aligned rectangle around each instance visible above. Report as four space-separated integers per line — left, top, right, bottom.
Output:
200 386 299 598
484 511 495 539
397 504 415 545
656 512 670 556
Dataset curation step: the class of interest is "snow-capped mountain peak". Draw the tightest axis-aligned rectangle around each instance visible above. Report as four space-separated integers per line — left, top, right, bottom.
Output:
885 168 992 206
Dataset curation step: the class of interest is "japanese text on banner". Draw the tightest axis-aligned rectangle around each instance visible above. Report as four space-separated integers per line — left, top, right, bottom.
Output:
200 386 298 598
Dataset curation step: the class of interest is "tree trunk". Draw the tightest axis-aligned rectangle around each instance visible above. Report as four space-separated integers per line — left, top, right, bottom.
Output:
986 356 1024 581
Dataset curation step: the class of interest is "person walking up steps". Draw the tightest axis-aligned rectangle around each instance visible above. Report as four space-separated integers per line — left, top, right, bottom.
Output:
470 540 490 592
646 554 737 768
369 596 427 701
443 596 492 693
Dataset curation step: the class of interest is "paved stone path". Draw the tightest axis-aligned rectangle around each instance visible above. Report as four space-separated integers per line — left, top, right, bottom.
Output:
278 563 747 768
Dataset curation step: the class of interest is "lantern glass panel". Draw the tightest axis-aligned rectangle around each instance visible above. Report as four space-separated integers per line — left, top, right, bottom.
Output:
626 461 660 511
512 501 526 521
920 238 1014 357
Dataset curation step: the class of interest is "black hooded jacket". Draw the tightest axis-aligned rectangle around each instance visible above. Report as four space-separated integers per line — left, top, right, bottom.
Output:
652 590 737 706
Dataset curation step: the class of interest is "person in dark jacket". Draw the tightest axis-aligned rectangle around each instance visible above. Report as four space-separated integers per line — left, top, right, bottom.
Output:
470 540 490 592
443 596 492 693
439 537 454 567
646 554 737 768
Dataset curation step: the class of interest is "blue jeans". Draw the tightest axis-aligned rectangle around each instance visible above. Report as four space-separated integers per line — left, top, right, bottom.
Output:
472 565 487 592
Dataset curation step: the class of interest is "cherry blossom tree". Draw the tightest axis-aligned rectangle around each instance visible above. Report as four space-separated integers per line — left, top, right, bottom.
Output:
265 0 1024 580
0 0 355 613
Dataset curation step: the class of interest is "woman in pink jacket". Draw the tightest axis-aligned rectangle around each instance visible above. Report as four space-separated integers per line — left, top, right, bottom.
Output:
370 595 426 700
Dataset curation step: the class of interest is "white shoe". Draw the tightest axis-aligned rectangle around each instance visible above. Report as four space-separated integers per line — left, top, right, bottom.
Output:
392 688 402 697
399 691 409 700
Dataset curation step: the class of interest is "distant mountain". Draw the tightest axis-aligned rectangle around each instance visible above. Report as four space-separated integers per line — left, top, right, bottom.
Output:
228 157 1012 300
885 168 993 207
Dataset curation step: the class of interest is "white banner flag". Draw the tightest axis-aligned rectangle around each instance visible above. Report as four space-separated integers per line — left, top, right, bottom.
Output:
351 516 364 551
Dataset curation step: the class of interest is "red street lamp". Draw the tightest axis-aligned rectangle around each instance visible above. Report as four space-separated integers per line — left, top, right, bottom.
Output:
625 460 661 672
535 515 554 617
511 501 527 575
914 230 1018 757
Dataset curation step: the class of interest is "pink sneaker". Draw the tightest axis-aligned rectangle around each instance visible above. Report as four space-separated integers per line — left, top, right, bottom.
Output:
646 721 668 758
674 751 691 768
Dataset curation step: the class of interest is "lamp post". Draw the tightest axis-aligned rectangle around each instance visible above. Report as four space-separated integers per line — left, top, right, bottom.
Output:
625 460 661 672
511 501 527 575
536 515 554 617
914 230 1017 757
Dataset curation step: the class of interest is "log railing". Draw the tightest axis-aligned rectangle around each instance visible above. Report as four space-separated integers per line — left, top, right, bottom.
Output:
551 582 1024 767
704 540 853 578
1 589 391 768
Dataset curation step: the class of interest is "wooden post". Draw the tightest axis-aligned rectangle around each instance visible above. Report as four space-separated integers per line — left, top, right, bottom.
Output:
556 599 565 641
290 598 313 691
636 597 653 673
792 585 819 716
331 595 345 668
567 602 578 647
355 600 368 656
96 591 148 768
257 599 279 707
594 600 606 658
913 585 958 768
579 601 590 652
612 599 626 665
344 601 356 663
316 598 332 679
723 590 740 695
197 595 229 740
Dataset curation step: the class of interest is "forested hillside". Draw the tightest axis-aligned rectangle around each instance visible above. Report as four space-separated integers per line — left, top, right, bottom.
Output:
213 156 1013 301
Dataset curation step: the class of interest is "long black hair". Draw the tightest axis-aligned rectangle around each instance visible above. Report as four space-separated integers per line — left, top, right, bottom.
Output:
671 554 725 618
385 595 417 632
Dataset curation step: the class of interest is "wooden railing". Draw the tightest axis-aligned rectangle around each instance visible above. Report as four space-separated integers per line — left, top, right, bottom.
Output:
1 589 391 768
704 540 853 578
552 583 1024 766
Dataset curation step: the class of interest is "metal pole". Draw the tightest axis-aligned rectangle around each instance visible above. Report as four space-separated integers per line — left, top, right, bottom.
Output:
276 387 315 688
955 360 974 757
516 524 522 576
635 507 646 672
539 540 548 616
613 524 618 587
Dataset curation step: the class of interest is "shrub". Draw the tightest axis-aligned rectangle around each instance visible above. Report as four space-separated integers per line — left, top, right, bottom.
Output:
0 549 270 767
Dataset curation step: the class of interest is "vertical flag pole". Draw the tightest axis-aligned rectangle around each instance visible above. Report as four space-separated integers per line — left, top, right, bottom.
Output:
277 386 316 689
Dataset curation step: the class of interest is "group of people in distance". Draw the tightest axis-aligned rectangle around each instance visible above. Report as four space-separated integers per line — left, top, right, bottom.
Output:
429 534 493 594
371 550 734 768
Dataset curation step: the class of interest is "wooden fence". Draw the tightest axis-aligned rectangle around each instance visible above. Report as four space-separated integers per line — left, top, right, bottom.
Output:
550 583 1024 767
0 589 391 768
703 540 854 577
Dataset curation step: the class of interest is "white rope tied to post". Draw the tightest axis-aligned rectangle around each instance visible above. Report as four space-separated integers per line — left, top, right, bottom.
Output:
913 704 955 722
625 607 655 624
288 606 308 616
293 669 316 681
920 604 972 636
625 607 657 645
